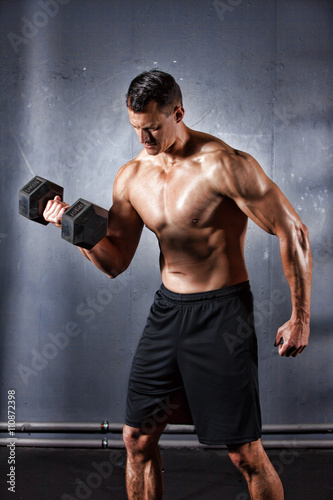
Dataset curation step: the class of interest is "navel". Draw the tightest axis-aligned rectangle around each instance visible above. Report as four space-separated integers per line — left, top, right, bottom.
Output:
191 218 199 224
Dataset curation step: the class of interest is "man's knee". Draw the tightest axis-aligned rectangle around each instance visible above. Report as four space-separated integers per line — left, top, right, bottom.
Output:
228 439 264 475
123 424 164 459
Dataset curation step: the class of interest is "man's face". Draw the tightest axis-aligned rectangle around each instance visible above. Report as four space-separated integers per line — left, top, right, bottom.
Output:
128 100 180 156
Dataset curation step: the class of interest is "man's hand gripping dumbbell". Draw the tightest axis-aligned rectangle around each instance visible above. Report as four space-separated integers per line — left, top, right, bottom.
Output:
44 195 70 228
19 176 108 250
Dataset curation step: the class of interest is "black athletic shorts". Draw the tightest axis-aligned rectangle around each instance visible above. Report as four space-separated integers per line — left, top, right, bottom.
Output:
125 281 262 445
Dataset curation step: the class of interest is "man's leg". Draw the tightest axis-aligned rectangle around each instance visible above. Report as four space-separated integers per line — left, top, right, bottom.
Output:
123 423 166 500
228 438 284 499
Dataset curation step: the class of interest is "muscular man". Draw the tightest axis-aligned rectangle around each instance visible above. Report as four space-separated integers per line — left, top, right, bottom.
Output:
44 70 312 499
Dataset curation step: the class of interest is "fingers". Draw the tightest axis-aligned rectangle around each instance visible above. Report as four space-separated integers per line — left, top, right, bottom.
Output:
278 341 307 357
43 196 70 227
274 336 283 348
291 345 307 358
275 320 309 358
280 344 296 357
278 339 294 357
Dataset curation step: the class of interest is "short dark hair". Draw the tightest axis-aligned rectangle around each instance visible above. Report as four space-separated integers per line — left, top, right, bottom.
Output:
126 69 182 114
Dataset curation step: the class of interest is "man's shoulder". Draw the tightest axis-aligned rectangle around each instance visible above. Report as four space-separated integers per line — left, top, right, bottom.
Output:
113 150 153 201
190 130 241 162
112 157 142 201
190 132 263 197
115 155 143 183
190 130 249 174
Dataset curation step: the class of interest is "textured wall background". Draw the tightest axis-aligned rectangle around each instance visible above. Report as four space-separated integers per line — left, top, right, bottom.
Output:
0 0 332 429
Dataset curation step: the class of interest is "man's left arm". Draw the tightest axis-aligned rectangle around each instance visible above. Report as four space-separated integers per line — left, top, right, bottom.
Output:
220 149 312 357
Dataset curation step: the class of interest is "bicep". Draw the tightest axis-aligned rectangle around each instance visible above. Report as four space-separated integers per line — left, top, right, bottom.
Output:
106 179 144 264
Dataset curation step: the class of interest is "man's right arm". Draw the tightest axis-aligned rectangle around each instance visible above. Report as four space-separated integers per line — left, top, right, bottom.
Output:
43 164 144 278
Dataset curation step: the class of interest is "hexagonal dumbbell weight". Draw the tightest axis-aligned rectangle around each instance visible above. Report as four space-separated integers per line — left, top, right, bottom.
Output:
19 176 108 250
19 175 64 225
61 198 108 250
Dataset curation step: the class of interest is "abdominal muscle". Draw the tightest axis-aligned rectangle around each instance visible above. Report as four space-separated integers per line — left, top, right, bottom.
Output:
158 226 249 294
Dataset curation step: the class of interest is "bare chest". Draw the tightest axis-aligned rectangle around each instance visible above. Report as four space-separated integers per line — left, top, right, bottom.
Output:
129 165 223 233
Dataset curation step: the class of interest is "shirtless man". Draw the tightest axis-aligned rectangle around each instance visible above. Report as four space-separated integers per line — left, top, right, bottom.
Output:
44 69 312 500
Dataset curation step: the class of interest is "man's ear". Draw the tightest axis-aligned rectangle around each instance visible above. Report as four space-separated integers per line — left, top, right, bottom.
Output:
174 105 185 123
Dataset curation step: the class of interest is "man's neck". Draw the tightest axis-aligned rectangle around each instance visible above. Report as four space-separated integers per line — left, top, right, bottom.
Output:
160 124 192 166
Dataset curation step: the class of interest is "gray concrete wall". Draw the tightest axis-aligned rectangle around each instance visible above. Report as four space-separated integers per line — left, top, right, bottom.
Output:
0 0 332 428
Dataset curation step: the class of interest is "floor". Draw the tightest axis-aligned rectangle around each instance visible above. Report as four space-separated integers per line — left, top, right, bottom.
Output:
0 446 332 499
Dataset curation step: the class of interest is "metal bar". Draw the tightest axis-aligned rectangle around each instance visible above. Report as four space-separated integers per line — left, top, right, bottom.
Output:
0 422 122 433
0 422 332 434
0 438 111 448
262 424 333 434
0 438 333 449
260 440 333 449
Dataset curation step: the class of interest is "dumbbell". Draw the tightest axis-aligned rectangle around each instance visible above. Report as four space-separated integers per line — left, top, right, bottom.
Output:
19 176 108 250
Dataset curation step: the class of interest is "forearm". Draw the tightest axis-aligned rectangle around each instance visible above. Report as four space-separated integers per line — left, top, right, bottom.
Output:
79 236 127 278
279 222 312 321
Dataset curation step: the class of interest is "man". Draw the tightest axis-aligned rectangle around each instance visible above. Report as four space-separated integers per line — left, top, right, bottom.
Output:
44 69 312 499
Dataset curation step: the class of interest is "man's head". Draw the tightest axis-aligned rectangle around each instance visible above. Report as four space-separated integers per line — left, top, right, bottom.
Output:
126 70 185 156
126 69 183 115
